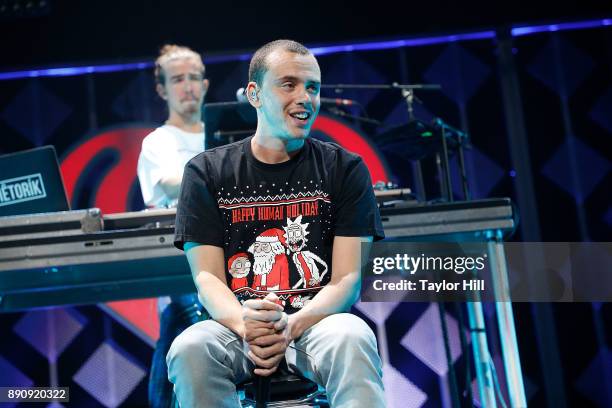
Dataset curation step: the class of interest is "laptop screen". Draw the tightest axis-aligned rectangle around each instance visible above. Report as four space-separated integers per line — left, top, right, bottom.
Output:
203 101 256 150
0 146 70 216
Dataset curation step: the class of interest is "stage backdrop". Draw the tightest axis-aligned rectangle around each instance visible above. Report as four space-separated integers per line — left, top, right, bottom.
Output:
0 23 610 407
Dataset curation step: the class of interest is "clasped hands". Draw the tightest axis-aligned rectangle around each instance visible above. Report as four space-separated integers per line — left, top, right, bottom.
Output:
242 292 291 376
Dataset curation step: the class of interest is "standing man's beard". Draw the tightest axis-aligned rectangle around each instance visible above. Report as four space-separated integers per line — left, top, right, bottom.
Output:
252 252 275 275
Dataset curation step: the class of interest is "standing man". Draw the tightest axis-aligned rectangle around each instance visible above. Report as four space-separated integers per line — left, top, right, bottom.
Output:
137 44 209 408
138 44 209 208
168 39 386 407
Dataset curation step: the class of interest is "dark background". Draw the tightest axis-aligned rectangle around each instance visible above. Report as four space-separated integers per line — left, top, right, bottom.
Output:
0 1 611 407
1 0 611 69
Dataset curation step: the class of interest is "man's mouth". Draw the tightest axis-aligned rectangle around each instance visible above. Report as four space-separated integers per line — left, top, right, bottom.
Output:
289 111 311 122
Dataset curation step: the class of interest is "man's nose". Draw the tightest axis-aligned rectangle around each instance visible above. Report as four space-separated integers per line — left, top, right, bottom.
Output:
296 86 311 104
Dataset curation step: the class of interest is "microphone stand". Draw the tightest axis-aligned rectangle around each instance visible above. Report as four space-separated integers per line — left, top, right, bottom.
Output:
321 82 442 91
321 83 441 202
432 117 471 201
324 83 475 408
324 107 382 126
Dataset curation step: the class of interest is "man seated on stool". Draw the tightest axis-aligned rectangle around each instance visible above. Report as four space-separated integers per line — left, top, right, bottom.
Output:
168 39 386 408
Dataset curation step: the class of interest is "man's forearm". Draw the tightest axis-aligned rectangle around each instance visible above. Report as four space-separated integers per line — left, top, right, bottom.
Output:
195 271 245 337
159 175 181 199
288 272 360 340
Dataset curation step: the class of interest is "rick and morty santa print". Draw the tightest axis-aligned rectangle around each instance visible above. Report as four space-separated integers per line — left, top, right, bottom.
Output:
174 136 384 314
221 184 332 312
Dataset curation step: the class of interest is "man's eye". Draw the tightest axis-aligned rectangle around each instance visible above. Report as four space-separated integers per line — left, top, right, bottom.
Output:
282 83 295 89
307 85 319 93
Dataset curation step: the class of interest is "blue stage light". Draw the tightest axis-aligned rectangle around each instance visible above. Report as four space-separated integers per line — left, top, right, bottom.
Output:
0 18 610 81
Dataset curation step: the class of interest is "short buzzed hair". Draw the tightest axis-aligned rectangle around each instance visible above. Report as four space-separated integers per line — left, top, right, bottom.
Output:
248 39 311 86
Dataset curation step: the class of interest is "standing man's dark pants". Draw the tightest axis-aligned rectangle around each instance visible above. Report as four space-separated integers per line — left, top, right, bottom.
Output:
149 294 207 408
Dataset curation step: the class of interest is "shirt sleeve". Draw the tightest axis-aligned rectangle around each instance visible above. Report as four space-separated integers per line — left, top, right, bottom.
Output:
332 156 385 241
174 158 225 250
137 142 165 206
137 134 181 207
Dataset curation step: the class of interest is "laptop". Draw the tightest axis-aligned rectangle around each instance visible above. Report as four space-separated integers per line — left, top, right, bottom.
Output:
203 101 257 149
0 146 70 217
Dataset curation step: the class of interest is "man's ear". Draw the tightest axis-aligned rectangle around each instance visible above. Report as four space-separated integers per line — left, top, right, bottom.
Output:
246 81 261 108
202 78 210 94
156 83 167 100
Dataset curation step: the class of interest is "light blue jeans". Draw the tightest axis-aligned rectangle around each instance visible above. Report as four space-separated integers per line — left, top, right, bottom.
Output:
166 313 386 407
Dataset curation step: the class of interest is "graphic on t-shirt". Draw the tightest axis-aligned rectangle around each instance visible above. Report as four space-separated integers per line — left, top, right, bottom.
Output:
284 215 328 289
248 228 291 291
288 294 311 308
216 180 334 312
227 252 251 291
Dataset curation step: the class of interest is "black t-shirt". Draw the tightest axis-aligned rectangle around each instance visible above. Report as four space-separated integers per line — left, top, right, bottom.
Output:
174 136 384 313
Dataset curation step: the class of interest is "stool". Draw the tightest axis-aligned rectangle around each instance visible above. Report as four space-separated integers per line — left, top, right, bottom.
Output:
239 365 328 408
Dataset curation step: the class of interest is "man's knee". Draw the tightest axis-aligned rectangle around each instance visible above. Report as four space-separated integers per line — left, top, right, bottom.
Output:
318 314 378 350
166 320 223 367
333 314 375 339
310 314 382 383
